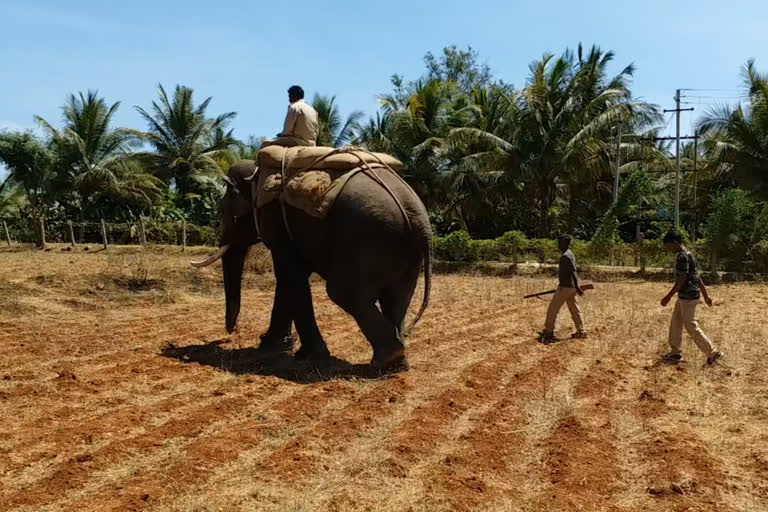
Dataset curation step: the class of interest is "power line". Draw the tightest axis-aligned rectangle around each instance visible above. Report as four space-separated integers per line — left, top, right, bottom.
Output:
680 88 743 92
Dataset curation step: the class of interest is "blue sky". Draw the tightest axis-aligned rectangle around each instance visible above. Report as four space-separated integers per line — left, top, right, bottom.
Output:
1 0 767 181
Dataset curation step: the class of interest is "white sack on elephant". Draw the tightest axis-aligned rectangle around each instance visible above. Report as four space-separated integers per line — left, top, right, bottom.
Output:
256 146 405 219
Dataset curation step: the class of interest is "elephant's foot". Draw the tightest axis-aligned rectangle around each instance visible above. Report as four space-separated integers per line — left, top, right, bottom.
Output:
257 330 295 354
294 341 331 362
371 345 409 374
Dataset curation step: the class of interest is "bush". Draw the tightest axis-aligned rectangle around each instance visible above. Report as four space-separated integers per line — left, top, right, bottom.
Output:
570 239 590 263
527 238 559 263
752 240 768 274
495 230 527 262
470 238 499 261
590 214 620 261
426 227 768 274
434 230 477 262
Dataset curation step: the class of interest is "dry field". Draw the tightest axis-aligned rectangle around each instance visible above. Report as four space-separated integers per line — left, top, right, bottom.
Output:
1 245 767 512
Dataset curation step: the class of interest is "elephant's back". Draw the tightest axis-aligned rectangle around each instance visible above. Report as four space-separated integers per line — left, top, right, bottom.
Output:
326 168 430 276
333 167 429 234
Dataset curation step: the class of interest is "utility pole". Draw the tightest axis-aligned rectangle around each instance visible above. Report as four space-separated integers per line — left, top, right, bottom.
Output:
664 90 694 228
613 124 621 205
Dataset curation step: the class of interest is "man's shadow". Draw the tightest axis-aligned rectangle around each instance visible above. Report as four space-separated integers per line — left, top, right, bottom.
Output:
159 339 387 383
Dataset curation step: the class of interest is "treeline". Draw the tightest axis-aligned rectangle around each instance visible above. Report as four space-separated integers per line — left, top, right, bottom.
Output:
1 44 767 272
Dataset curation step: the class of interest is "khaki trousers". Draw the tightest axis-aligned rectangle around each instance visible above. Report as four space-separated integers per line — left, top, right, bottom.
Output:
668 299 716 356
544 286 585 334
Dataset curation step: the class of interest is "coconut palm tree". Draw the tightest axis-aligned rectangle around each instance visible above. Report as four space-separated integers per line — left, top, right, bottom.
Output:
36 91 162 216
352 112 394 154
449 45 660 236
135 84 238 199
698 59 768 198
0 180 25 219
311 94 364 148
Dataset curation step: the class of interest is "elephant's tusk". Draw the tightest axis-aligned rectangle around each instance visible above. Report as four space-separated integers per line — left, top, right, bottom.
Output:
190 244 231 268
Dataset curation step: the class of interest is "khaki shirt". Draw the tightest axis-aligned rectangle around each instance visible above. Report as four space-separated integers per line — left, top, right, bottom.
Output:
279 99 318 146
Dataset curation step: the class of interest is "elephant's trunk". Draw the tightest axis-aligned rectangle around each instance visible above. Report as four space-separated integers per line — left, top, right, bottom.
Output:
222 245 249 334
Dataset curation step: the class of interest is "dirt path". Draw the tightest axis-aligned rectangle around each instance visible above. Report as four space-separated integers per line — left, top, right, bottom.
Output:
1 250 767 511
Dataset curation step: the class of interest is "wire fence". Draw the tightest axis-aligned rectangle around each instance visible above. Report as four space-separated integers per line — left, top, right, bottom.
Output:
1 217 218 249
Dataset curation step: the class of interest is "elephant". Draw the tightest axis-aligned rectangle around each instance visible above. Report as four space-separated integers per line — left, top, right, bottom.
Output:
192 158 432 371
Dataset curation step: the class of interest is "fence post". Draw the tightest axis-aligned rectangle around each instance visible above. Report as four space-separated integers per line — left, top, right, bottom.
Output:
139 217 147 246
181 219 187 252
39 218 46 250
101 219 108 250
3 221 10 247
67 220 76 248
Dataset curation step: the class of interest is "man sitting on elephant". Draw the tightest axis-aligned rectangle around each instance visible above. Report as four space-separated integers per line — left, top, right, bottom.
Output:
260 85 319 148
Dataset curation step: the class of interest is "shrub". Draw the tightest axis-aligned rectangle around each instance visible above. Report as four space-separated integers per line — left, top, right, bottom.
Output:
752 240 768 274
495 230 528 262
527 238 559 263
470 238 499 261
434 230 477 262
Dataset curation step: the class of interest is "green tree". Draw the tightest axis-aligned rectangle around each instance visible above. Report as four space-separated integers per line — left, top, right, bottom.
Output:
36 91 162 218
451 44 660 236
698 60 768 198
0 181 25 219
424 45 493 94
311 94 364 148
704 188 768 271
135 84 237 223
0 131 55 246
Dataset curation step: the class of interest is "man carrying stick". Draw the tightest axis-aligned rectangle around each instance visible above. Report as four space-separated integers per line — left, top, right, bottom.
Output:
660 231 723 366
538 235 587 343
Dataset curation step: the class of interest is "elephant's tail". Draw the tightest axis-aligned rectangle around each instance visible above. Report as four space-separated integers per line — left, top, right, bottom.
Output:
404 229 432 337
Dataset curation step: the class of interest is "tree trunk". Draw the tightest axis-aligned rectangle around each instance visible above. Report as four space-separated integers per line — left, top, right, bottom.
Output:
539 191 551 238
567 184 577 235
36 217 46 249
68 220 76 247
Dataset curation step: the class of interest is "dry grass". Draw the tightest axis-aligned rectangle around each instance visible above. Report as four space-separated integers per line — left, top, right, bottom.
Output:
0 245 767 512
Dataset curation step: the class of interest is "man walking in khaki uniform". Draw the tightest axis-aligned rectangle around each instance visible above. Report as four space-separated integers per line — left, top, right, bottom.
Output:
261 85 319 148
539 235 587 343
660 231 723 366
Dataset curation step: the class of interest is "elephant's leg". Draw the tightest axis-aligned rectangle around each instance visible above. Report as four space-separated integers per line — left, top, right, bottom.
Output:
328 281 406 370
353 302 407 371
258 254 295 352
379 268 419 339
271 246 329 360
290 272 330 361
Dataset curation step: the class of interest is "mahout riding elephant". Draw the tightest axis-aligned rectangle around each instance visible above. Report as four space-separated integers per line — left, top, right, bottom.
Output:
192 157 431 371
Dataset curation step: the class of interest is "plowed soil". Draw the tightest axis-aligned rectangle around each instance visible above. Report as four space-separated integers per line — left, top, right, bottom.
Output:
1 246 766 511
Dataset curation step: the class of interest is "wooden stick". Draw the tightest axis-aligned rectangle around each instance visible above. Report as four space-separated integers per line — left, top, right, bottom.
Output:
101 219 108 250
67 220 76 247
523 283 594 299
39 218 46 249
3 221 10 247
181 219 187 252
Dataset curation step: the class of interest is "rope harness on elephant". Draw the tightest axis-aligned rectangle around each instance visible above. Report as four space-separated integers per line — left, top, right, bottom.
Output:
274 146 416 241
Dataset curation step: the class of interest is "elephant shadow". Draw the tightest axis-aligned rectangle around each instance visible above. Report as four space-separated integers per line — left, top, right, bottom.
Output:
159 340 387 383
